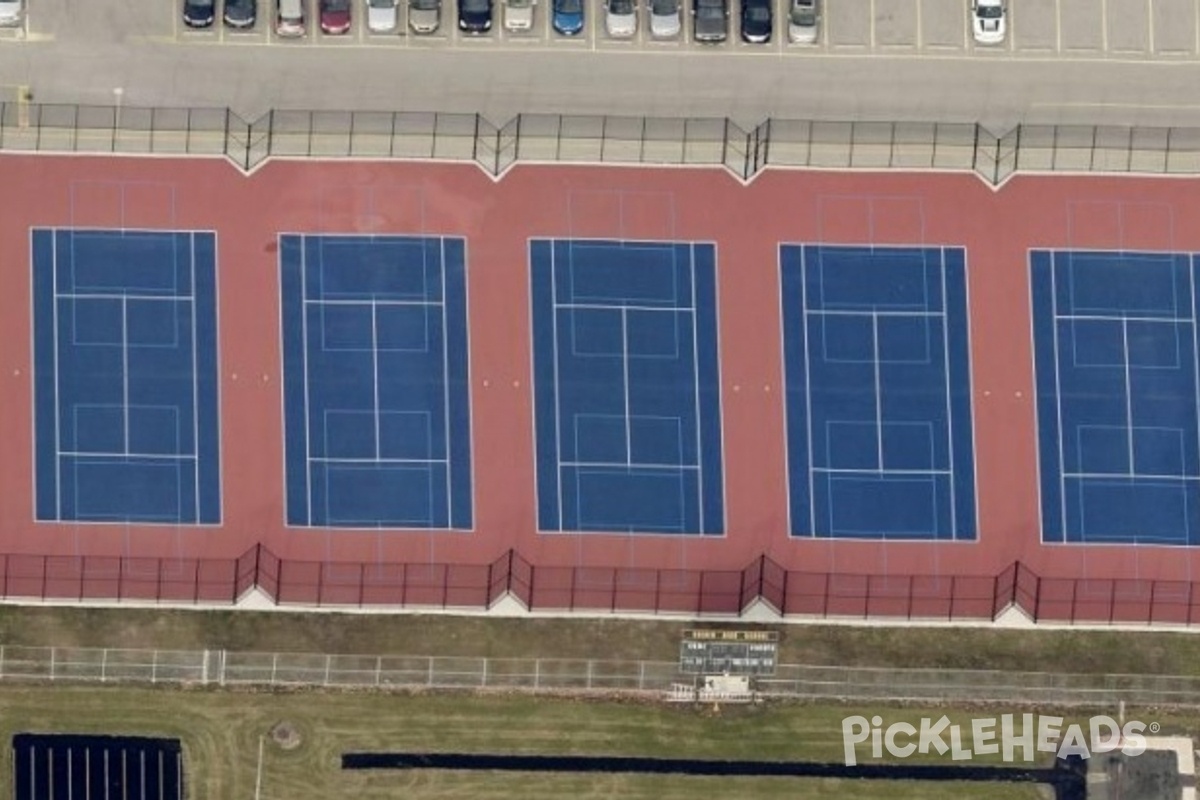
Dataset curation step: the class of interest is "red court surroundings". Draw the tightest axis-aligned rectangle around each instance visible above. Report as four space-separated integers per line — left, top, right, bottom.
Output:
2 152 1200 625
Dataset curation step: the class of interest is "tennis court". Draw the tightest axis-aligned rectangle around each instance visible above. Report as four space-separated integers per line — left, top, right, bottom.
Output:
530 239 724 535
1032 250 1200 544
31 229 221 525
279 234 473 529
780 245 976 540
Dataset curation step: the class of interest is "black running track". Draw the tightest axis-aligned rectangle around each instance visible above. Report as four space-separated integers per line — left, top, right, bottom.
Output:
343 752 1088 800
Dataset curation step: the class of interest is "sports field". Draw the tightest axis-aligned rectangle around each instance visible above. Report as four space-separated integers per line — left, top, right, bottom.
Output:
10 606 1200 798
2 684 1049 800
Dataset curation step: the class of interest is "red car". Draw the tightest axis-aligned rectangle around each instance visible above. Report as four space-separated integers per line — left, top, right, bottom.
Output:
320 0 351 32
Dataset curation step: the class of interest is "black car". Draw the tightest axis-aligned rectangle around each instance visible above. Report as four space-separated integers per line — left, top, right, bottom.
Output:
183 0 216 26
223 0 256 27
739 0 770 41
457 0 492 31
692 0 726 41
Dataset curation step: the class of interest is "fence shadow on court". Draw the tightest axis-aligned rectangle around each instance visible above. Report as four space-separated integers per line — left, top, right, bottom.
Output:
1 546 1198 625
6 102 1200 184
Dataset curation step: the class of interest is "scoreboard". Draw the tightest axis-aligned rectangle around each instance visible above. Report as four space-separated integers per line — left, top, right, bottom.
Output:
678 629 779 676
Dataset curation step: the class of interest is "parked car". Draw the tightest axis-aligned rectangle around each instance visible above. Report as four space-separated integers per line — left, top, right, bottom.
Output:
552 0 583 34
366 0 398 30
692 0 726 42
457 0 492 32
647 0 680 38
183 0 216 27
319 0 351 31
276 0 306 34
503 0 534 29
739 0 770 42
223 0 257 27
409 0 440 31
786 0 816 43
971 0 1005 45
604 0 635 36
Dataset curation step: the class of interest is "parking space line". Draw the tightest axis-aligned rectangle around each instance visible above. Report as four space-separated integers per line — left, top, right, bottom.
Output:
915 0 921 49
1146 0 1152 52
869 0 875 47
1101 0 1108 51
1006 0 1015 51
1055 0 1062 51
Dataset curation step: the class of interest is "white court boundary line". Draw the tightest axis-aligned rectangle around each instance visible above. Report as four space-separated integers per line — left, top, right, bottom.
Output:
282 233 473 532
32 228 221 527
539 238 721 536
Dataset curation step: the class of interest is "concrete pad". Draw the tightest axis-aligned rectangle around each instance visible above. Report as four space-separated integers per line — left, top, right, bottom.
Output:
1060 0 1105 51
1152 0 1197 54
1011 0 1057 51
919 0 967 49
874 0 918 47
1107 0 1150 52
826 0 870 46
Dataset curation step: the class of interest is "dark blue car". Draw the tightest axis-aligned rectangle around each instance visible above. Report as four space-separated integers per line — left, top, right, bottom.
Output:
552 0 583 34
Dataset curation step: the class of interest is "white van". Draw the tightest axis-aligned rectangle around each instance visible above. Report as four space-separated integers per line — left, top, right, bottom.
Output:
276 0 306 35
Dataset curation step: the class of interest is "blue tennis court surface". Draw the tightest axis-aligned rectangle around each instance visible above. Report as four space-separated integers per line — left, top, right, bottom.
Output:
531 239 724 534
280 235 472 529
780 245 976 539
32 229 221 524
1032 250 1200 544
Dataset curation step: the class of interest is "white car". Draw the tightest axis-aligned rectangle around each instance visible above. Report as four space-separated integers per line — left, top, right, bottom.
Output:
787 0 816 43
503 0 534 29
971 0 1005 45
605 0 635 36
647 0 679 37
0 0 22 26
366 0 398 30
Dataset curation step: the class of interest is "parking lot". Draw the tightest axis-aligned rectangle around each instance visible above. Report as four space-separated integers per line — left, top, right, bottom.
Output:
1 0 1198 57
132 0 1200 57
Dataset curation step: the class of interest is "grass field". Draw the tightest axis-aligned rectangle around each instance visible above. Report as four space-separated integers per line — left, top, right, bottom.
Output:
3 684 1055 800
3 604 1199 798
2 604 1200 676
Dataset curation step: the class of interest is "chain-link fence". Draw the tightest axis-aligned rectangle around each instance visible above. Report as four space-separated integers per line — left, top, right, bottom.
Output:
7 101 1200 184
0 645 1197 708
3 548 1200 626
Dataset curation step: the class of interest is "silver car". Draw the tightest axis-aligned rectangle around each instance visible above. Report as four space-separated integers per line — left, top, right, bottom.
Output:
366 0 398 31
605 0 635 36
410 0 441 31
787 0 816 43
648 0 679 38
